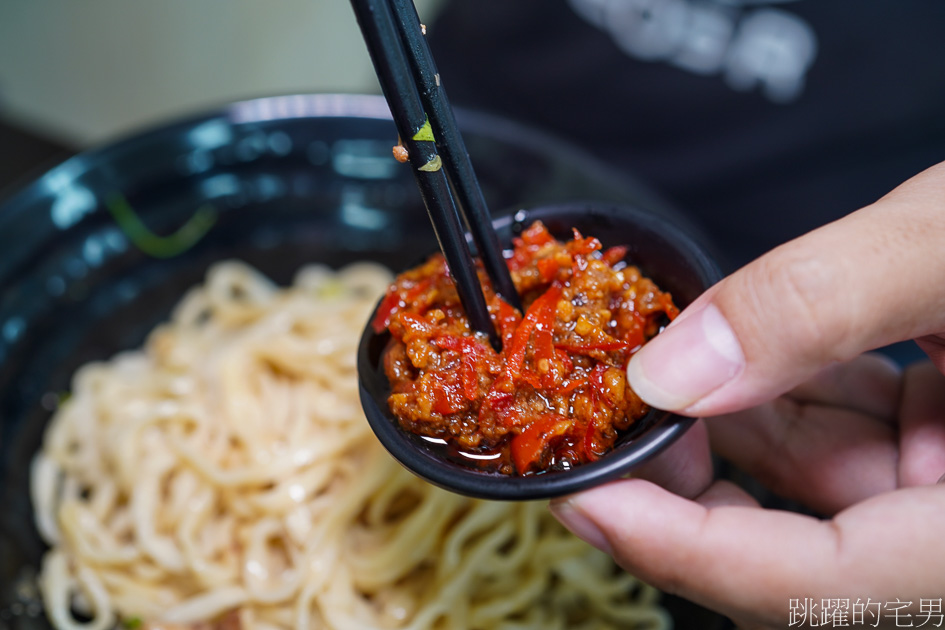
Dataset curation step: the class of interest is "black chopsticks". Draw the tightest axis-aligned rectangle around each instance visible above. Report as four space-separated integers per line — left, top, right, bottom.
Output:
385 0 522 314
349 0 522 349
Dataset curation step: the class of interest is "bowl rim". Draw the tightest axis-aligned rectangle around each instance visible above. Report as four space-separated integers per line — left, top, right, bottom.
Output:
0 92 688 222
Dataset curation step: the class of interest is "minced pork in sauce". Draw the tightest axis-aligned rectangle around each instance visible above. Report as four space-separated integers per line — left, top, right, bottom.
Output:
372 221 679 475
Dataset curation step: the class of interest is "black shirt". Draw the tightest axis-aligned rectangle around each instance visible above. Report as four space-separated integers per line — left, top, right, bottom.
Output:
429 0 945 271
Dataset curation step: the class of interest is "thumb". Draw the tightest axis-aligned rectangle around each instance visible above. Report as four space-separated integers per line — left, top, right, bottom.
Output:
629 161 945 416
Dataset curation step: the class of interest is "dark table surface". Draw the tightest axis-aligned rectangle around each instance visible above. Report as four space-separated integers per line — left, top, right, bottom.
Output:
0 119 76 201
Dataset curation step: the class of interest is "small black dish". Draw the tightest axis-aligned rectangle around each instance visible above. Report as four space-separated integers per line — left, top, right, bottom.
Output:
358 201 721 501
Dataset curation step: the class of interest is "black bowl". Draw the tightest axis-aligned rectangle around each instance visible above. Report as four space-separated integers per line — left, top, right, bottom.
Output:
0 94 728 628
358 202 720 501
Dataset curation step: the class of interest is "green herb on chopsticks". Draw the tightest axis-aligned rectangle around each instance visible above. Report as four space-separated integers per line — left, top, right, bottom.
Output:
412 117 435 142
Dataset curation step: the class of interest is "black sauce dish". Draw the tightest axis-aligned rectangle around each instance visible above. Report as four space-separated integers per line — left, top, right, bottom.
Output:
0 93 727 629
358 201 721 502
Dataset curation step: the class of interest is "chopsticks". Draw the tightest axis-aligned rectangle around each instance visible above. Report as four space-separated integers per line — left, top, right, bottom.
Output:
385 0 522 314
349 0 522 349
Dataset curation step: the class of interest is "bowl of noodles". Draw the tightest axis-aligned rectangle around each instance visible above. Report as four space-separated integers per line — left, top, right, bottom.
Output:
0 93 729 630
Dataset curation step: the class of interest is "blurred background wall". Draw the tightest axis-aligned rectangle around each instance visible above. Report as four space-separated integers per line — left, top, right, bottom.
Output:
0 0 443 147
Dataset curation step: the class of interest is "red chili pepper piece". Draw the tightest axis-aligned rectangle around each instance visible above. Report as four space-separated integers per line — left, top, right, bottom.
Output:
404 276 435 301
433 334 492 401
588 363 613 404
537 257 560 283
520 372 543 390
372 290 402 333
495 298 522 345
508 222 556 271
510 414 572 473
504 283 561 377
557 377 588 396
506 249 530 272
480 284 561 427
554 340 631 354
532 291 562 389
427 372 466 415
601 245 628 266
568 228 602 256
520 222 555 246
482 390 521 429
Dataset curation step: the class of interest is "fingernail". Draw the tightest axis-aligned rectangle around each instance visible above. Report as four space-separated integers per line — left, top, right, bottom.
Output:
549 499 612 554
627 303 744 411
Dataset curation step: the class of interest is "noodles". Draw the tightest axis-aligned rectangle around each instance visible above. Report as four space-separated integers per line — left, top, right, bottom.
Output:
31 261 670 630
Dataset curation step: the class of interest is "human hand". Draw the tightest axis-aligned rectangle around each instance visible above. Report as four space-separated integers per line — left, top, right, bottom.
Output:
551 161 945 628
